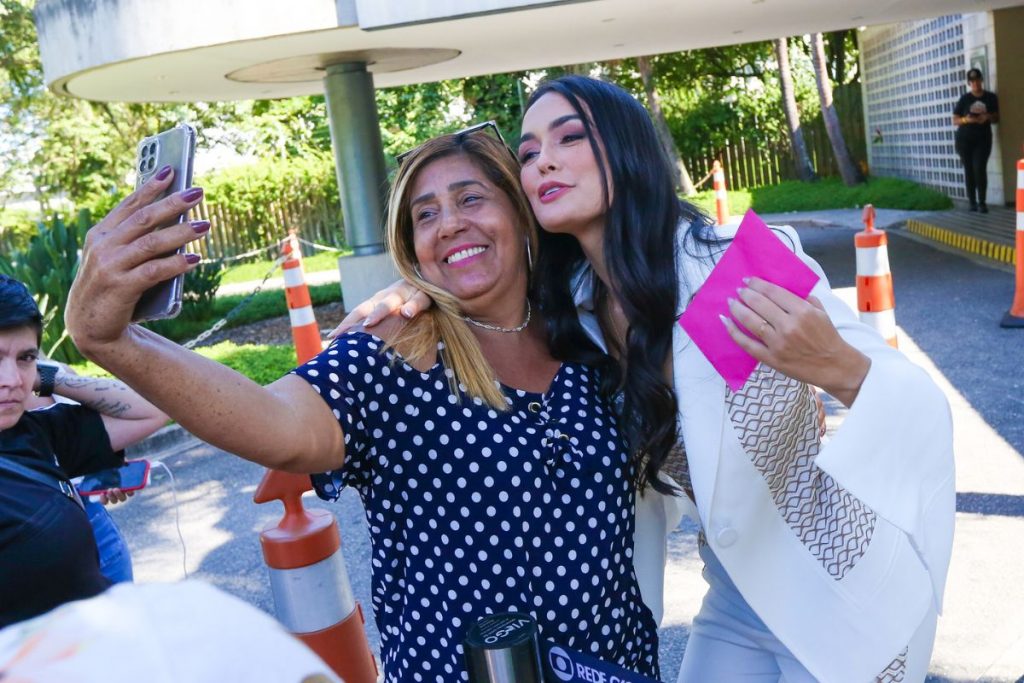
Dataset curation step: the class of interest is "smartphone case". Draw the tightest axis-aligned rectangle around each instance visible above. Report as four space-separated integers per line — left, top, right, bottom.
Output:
131 123 197 322
75 459 152 497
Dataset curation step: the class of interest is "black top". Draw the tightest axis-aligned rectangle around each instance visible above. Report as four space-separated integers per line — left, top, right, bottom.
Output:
953 91 999 143
0 404 122 628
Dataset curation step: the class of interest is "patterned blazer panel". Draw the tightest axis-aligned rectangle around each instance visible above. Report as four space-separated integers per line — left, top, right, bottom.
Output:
725 364 878 581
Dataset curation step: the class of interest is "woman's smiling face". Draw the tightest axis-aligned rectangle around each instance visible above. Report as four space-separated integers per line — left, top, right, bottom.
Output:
517 92 609 239
409 153 528 314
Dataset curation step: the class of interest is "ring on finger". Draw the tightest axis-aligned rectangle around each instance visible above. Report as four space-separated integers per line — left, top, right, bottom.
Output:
758 318 770 337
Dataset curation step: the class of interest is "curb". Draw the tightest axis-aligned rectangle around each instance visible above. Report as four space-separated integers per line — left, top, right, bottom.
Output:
127 423 201 461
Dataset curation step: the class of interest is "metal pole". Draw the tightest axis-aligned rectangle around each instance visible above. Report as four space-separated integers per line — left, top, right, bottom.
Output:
323 62 387 256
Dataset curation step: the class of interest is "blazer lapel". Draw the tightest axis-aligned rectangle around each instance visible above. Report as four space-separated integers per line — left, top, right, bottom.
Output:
673 313 726 526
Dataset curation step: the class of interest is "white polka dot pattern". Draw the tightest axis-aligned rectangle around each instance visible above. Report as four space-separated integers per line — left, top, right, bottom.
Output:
293 333 659 681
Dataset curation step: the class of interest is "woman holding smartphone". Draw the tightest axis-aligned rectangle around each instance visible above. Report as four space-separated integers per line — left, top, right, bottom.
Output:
66 130 660 680
340 75 956 682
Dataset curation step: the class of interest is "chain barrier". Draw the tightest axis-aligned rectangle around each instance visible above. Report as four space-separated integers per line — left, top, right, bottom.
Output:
295 237 344 253
200 238 287 266
694 166 716 190
181 254 288 350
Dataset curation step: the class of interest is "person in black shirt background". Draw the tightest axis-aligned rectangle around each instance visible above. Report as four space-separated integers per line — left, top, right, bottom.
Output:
953 67 1000 213
0 275 166 628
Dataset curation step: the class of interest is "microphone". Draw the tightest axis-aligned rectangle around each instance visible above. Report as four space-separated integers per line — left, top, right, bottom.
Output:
463 612 543 683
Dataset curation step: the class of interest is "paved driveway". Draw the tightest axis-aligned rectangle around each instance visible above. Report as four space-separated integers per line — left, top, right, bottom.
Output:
108 224 1024 681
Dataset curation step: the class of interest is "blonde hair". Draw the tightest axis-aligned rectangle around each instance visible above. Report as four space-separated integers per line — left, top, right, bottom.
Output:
384 131 540 410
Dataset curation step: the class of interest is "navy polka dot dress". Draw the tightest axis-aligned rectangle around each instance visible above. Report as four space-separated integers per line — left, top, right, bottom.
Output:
293 332 659 682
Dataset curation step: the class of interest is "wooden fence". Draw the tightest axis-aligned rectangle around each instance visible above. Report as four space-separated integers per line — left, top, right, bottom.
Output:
190 194 346 261
685 85 865 192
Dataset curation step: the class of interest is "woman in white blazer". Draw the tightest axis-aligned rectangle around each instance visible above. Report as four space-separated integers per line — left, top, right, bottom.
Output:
519 75 954 683
338 75 955 681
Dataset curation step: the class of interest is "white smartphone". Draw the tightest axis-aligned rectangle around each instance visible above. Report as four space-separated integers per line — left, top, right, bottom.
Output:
131 123 197 322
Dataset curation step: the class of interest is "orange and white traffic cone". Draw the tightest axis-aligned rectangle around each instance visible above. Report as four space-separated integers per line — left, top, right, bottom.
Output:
254 471 378 682
282 231 323 363
1001 158 1024 328
854 204 898 347
713 160 730 226
257 233 377 678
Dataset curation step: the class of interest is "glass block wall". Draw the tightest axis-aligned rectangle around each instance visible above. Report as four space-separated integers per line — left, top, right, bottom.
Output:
860 16 969 199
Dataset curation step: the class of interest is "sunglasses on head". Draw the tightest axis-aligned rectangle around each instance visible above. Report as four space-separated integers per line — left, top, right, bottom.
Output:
395 121 515 166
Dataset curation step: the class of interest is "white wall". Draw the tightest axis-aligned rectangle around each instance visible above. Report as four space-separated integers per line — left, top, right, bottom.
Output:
860 13 1004 205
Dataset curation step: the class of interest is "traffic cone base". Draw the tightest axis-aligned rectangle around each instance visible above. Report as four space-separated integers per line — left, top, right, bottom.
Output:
297 605 379 682
1000 312 1024 328
1004 190 1024 325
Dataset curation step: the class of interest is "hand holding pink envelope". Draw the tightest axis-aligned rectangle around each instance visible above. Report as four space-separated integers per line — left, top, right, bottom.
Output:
678 210 820 391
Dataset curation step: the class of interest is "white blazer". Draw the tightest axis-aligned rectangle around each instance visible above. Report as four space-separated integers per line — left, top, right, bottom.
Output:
575 222 955 682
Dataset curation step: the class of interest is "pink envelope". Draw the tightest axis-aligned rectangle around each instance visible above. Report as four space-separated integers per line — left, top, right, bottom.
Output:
678 210 820 391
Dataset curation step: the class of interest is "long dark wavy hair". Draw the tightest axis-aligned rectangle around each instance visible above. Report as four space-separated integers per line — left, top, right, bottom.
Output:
527 75 714 494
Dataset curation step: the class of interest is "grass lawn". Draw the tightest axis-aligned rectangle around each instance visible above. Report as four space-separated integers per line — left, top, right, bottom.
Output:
687 176 953 216
219 249 347 286
72 341 300 385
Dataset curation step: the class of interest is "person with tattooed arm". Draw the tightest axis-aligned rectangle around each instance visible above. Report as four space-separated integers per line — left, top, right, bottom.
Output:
0 275 166 627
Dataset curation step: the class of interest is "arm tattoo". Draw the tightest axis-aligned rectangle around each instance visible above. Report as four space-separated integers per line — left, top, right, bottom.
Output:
55 375 132 416
89 397 133 418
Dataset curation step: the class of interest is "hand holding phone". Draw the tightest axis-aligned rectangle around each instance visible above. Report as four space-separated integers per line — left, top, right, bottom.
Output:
131 124 197 322
76 459 151 498
99 488 134 505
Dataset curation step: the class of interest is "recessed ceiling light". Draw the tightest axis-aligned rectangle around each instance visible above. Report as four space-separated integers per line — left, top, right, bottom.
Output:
733 29 743 34
851 15 863 20
602 17 615 22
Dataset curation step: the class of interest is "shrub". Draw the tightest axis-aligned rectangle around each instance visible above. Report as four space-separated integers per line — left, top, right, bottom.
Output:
196 153 344 256
0 208 39 254
180 258 225 320
0 211 89 363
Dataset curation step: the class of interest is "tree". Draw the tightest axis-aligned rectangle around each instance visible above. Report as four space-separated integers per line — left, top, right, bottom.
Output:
636 55 696 196
774 37 816 182
824 29 860 85
810 32 863 186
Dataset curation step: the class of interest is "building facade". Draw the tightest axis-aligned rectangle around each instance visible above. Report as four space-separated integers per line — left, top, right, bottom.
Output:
860 8 1024 206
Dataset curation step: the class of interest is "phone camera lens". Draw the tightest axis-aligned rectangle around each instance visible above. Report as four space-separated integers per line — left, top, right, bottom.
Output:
147 157 156 171
147 142 157 156
139 160 148 173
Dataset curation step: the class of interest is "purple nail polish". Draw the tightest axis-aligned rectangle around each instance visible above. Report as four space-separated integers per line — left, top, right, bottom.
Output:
185 253 201 265
181 187 204 202
191 220 211 234
155 165 173 181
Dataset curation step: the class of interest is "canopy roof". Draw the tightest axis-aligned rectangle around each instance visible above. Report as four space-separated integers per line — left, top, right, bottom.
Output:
36 0 1023 102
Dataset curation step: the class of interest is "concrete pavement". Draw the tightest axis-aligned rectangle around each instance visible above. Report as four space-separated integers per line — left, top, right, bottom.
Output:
112 217 1023 681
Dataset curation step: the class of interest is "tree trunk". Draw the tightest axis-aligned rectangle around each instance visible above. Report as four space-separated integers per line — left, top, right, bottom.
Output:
636 55 696 196
827 30 850 84
811 32 863 186
774 37 816 182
